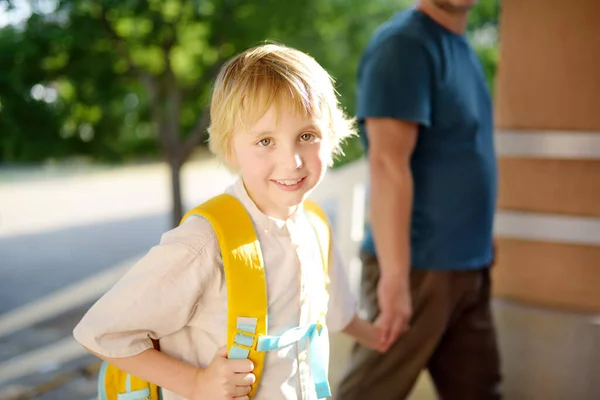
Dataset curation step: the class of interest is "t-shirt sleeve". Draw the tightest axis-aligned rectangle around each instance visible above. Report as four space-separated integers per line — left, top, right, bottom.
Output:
72 216 220 358
357 35 433 127
325 240 358 333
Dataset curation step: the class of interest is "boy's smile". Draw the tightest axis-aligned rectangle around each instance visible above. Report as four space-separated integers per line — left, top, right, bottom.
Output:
231 104 331 220
271 177 306 191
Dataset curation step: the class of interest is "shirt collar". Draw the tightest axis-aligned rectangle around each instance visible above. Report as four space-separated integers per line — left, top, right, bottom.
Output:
227 178 303 234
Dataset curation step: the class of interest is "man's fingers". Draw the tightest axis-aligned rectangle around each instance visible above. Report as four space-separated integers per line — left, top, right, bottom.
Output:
387 317 405 347
376 311 411 351
375 312 392 346
380 322 397 350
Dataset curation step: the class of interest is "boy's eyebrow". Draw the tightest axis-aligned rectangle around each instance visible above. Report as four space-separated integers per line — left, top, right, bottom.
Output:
298 123 321 132
250 129 274 139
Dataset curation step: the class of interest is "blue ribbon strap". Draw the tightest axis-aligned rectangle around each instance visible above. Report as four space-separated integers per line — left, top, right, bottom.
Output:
256 324 318 351
309 324 331 398
229 317 331 398
256 323 331 399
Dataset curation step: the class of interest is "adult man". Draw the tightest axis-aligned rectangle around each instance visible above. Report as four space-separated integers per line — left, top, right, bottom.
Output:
336 1 502 399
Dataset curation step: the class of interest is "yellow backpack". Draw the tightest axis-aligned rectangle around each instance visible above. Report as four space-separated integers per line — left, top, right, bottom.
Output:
97 193 332 400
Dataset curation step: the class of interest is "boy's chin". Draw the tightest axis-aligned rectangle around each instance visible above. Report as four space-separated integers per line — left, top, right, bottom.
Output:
277 193 307 207
274 190 312 208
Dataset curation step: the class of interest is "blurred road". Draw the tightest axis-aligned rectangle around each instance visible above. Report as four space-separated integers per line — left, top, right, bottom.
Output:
0 156 235 313
0 155 238 399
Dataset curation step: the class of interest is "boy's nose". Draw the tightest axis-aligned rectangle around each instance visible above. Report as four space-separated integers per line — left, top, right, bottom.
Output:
280 150 303 170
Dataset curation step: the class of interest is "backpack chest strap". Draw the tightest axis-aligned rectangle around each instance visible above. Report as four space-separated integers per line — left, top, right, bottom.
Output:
228 317 332 399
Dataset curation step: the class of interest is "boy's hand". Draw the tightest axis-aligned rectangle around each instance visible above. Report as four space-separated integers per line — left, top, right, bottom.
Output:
356 320 386 353
191 346 255 399
342 315 386 353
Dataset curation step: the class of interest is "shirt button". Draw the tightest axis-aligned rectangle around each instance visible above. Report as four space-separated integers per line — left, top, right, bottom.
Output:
298 352 307 362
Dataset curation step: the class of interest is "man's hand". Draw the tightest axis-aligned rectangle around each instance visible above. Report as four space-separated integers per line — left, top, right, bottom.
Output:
375 274 412 351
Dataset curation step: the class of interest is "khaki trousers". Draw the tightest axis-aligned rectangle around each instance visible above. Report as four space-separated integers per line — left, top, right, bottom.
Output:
336 252 502 400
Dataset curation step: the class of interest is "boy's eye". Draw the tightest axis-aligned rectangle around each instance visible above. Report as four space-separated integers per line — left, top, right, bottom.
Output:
258 138 272 147
300 133 315 142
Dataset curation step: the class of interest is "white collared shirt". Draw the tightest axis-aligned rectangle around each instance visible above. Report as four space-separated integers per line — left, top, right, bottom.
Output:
73 179 356 400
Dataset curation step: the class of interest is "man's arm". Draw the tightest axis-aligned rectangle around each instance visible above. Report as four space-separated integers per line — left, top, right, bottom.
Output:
366 117 418 350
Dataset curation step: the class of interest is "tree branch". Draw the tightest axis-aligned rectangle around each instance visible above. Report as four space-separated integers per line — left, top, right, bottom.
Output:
178 56 229 162
181 107 210 162
178 48 230 161
140 74 165 151
160 63 182 162
159 0 233 163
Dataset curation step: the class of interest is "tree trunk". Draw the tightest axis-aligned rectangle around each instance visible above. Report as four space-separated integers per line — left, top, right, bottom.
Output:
169 158 183 227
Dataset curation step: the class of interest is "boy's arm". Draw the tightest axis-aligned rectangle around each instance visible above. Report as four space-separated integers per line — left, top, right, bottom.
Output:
324 239 383 352
73 216 219 355
342 314 384 353
72 217 256 398
85 346 254 399
72 237 204 358
324 242 358 333
86 347 200 398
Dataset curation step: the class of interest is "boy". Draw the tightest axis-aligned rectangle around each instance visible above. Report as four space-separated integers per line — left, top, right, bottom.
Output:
73 43 382 400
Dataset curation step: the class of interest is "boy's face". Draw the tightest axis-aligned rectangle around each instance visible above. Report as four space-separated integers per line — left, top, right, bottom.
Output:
231 104 331 219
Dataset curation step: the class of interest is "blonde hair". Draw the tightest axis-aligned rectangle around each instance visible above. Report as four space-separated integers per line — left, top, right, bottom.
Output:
207 43 356 168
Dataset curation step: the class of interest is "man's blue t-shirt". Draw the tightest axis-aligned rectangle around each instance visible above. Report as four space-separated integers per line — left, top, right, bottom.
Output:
358 8 498 270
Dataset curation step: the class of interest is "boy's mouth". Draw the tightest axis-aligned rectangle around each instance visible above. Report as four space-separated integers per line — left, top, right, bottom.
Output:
271 177 306 190
274 178 303 186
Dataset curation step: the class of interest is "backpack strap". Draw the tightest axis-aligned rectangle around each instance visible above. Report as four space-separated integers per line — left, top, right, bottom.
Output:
181 193 268 399
303 199 331 287
301 199 333 398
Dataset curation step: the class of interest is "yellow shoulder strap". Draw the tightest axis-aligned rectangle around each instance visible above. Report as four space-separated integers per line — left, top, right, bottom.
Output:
181 193 267 398
303 199 331 286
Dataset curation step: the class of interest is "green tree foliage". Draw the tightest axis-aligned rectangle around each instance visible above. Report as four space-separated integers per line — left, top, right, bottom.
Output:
467 0 501 92
0 0 498 223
